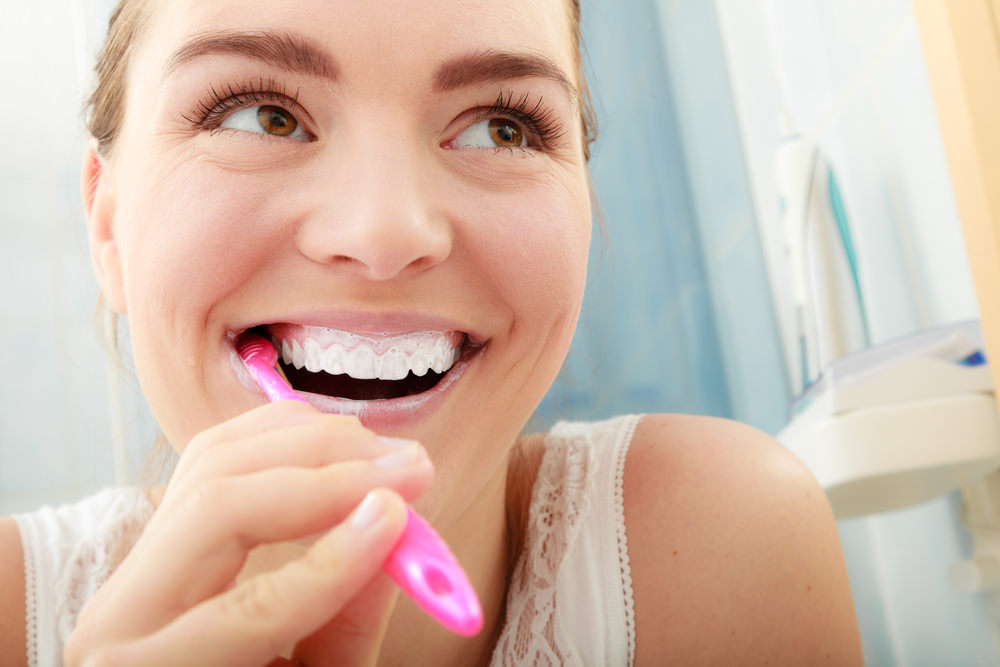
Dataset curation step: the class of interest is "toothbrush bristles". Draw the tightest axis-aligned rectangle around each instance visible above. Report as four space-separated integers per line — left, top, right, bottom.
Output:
275 362 291 384
236 332 278 366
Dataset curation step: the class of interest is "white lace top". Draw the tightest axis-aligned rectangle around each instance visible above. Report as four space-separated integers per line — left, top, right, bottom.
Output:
491 414 640 666
14 414 640 666
13 487 153 667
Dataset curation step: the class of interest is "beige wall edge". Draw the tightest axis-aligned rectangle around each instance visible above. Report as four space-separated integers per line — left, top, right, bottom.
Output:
914 0 1000 396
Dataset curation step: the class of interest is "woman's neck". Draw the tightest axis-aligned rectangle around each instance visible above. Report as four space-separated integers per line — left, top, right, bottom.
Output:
379 433 546 666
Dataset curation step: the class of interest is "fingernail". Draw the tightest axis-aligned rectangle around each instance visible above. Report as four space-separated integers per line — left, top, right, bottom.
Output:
374 443 422 469
378 436 419 449
351 491 384 529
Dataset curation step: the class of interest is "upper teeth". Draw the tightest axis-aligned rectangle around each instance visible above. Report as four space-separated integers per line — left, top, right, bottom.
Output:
277 332 462 380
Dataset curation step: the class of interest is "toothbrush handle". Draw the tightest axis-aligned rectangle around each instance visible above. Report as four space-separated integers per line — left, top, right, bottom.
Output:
246 363 305 404
382 508 483 637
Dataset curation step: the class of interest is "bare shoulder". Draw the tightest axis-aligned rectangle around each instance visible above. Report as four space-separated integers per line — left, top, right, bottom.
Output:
623 413 862 666
0 517 27 667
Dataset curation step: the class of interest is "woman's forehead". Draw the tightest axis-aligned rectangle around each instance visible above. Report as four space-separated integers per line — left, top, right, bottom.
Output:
143 0 578 84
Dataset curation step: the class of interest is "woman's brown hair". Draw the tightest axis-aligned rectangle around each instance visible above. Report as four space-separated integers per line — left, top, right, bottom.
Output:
85 0 151 156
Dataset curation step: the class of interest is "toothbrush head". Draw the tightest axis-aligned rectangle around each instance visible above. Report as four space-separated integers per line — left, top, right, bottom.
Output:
236 331 304 404
236 331 278 367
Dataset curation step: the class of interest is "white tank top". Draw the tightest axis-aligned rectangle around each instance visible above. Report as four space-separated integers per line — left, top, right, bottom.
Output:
492 414 640 666
14 487 153 667
15 414 640 666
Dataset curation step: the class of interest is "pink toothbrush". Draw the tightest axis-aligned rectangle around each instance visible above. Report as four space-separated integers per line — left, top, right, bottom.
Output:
236 331 483 637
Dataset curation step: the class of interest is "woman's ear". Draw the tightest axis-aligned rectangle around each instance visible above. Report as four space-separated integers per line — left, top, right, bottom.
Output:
82 140 127 314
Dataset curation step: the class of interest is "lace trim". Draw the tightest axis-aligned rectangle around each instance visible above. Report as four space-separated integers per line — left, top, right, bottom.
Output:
22 531 38 667
614 416 640 666
54 491 153 644
493 432 598 666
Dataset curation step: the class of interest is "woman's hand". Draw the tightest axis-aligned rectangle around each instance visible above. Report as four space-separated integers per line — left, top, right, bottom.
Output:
64 401 434 666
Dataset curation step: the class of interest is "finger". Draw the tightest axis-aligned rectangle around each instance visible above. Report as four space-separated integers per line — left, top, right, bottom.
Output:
118 448 433 631
182 400 325 459
107 489 408 667
174 401 364 479
166 419 416 506
292 569 400 665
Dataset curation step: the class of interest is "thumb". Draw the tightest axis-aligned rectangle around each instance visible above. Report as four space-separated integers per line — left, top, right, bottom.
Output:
292 572 401 665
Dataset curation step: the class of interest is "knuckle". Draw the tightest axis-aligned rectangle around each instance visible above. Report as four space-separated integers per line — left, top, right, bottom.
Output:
182 477 236 521
223 575 280 622
301 538 342 580
189 441 228 477
294 419 333 444
183 428 220 459
316 462 351 486
316 462 377 499
221 578 296 655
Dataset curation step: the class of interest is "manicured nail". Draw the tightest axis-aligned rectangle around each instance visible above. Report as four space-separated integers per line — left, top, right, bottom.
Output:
374 443 422 469
351 491 384 529
378 436 419 449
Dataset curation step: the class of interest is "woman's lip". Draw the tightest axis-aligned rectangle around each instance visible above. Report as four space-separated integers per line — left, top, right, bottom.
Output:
228 335 485 430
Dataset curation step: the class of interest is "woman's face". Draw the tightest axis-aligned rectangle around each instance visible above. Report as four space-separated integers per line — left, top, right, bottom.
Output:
92 0 591 515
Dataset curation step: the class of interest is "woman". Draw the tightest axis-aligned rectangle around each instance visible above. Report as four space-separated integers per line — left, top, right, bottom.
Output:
0 0 862 664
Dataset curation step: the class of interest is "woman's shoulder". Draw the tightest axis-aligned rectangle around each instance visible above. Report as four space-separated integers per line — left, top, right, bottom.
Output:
0 517 27 667
623 413 862 665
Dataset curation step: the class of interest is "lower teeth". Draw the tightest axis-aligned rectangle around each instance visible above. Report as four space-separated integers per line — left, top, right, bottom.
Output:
279 362 446 400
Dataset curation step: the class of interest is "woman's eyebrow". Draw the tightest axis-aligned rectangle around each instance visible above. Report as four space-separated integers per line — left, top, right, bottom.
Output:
433 51 578 103
163 32 576 104
163 30 338 80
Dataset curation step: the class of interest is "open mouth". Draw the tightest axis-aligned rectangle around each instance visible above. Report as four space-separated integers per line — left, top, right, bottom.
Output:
247 324 473 402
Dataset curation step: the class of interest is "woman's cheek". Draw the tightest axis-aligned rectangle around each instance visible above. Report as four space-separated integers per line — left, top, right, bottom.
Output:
130 163 289 305
476 182 590 309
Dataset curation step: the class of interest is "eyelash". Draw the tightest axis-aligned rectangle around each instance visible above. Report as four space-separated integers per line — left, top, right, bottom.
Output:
184 78 302 132
479 90 566 151
183 80 566 150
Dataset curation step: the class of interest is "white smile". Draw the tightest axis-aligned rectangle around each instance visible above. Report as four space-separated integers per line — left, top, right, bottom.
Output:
237 323 473 403
274 327 464 381
231 320 485 426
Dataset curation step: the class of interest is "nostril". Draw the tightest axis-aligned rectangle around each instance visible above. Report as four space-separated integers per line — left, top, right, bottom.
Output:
405 255 440 273
353 251 446 282
297 211 452 280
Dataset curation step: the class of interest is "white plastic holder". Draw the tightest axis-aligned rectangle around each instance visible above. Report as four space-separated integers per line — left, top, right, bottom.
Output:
781 392 1000 518
778 322 1000 519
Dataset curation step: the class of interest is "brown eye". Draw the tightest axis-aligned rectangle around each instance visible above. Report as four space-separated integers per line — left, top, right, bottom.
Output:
256 105 298 136
488 119 524 148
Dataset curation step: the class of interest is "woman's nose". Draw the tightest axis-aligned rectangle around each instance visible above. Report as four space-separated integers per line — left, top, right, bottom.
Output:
295 142 453 282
